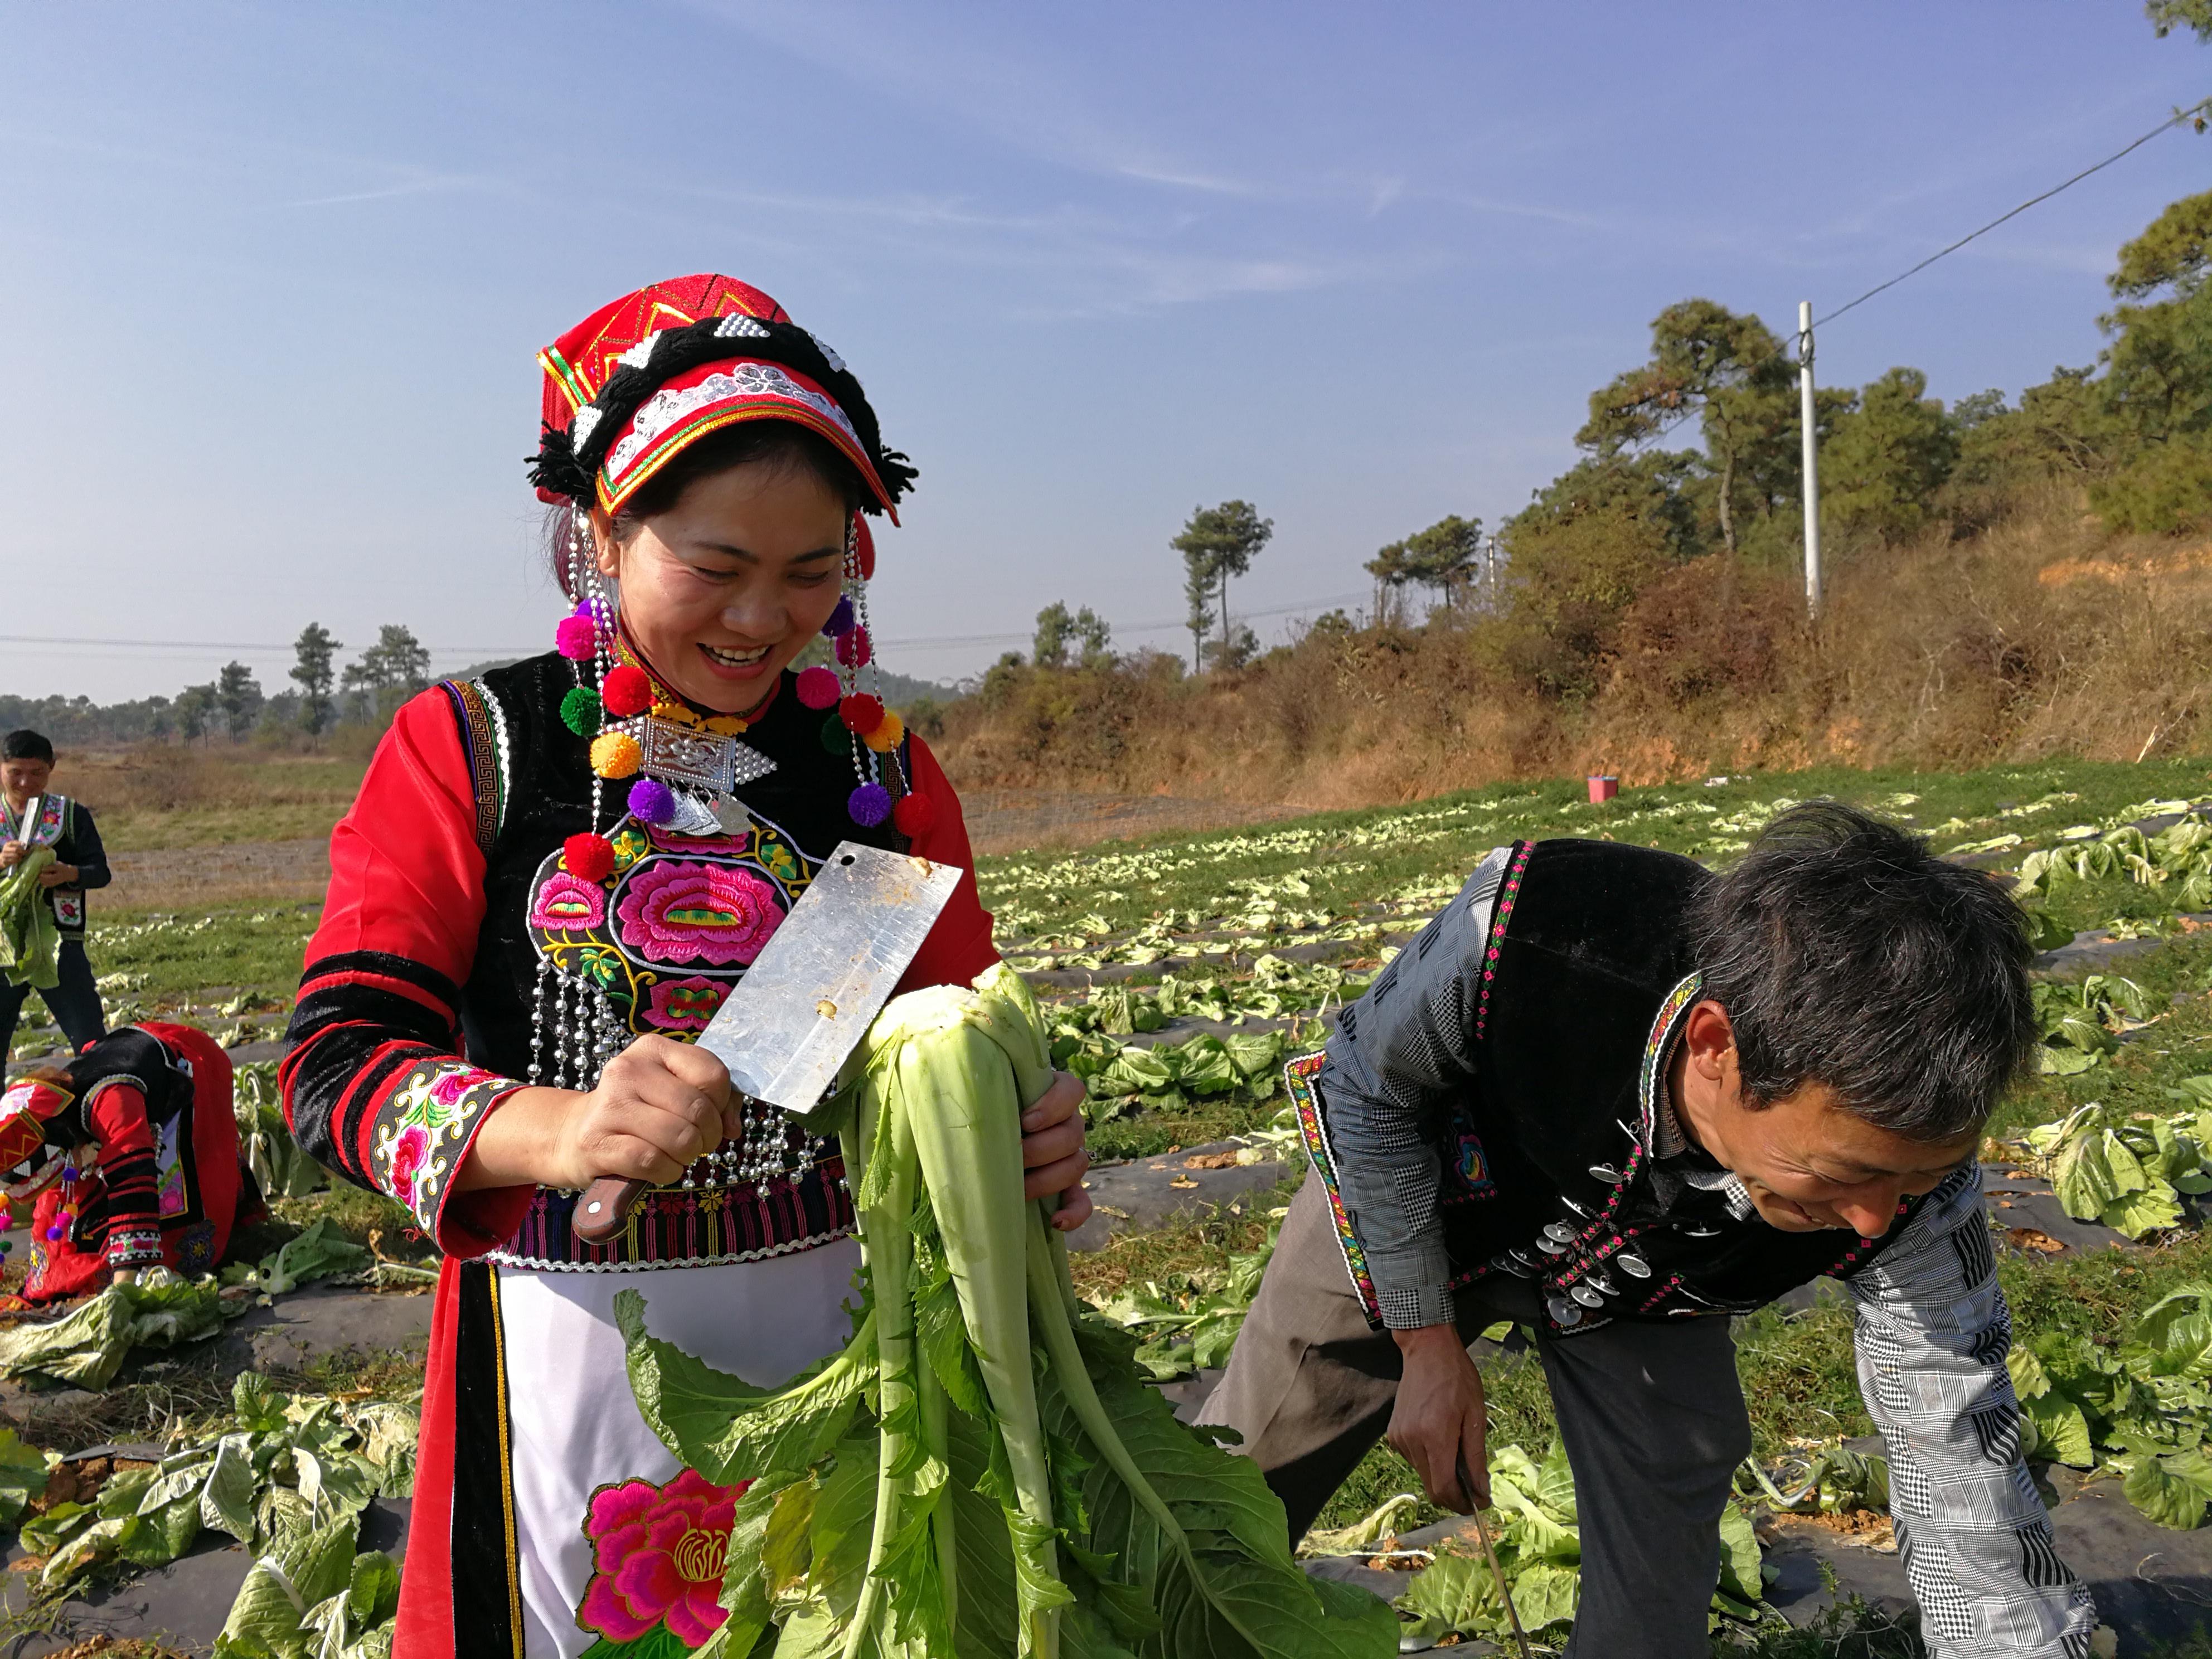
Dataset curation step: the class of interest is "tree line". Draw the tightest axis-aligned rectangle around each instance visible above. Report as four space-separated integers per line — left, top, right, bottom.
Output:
1 623 448 748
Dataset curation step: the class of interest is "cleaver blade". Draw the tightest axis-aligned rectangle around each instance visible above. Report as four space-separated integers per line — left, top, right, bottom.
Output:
572 841 961 1242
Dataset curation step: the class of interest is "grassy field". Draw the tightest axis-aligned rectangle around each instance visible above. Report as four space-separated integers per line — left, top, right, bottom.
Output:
18 753 2212 1652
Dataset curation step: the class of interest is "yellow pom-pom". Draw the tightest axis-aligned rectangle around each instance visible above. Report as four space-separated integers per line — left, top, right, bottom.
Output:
863 710 906 753
705 714 749 736
590 731 643 779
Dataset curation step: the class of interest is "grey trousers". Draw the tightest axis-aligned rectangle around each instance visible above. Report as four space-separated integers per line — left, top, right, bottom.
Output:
1197 1171 1752 1658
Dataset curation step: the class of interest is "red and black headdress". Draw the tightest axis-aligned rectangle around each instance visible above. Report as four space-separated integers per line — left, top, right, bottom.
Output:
527 274 915 522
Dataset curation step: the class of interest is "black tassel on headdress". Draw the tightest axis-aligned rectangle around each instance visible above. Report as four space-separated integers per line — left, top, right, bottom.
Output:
528 316 920 512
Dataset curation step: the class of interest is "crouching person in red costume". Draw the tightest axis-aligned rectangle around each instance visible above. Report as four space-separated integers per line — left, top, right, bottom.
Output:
0 1022 256 1300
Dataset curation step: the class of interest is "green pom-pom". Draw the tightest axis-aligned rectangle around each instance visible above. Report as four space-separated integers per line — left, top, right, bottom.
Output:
560 686 603 736
821 712 852 756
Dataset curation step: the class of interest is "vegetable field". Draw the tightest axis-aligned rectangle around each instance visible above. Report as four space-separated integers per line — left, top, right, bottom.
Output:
9 755 2212 1653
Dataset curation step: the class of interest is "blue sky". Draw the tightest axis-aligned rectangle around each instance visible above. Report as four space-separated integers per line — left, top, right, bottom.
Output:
6 2 2207 701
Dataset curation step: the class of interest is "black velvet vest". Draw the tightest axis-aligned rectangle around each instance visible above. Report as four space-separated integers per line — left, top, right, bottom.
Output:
1298 838 1930 1336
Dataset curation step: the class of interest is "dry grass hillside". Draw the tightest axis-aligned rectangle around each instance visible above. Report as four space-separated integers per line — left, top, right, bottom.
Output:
929 484 2212 808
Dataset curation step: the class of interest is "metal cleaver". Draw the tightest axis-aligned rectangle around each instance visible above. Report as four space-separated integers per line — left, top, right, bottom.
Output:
571 842 962 1243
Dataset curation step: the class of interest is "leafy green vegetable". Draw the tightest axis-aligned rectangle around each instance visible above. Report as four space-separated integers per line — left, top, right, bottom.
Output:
623 962 1396 1658
0 1269 226 1390
2022 1097 2212 1238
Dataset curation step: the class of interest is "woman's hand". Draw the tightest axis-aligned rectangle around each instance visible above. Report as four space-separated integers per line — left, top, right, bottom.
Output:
36 863 76 889
0 842 23 869
453 1037 741 1194
1021 1070 1093 1232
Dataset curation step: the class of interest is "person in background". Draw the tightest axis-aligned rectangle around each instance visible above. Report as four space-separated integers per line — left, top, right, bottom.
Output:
0 729 109 1066
0 1022 254 1301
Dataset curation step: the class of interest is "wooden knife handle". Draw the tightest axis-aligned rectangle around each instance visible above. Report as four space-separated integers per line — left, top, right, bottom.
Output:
573 1176 649 1243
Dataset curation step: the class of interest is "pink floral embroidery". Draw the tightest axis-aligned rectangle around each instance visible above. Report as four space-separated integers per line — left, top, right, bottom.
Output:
615 861 785 967
645 977 728 1032
529 870 607 932
429 1070 473 1108
648 828 741 856
389 1124 429 1198
578 1468 749 1647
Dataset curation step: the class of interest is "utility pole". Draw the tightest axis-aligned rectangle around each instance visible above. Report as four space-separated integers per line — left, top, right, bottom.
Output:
1797 300 1822 620
1485 533 1499 613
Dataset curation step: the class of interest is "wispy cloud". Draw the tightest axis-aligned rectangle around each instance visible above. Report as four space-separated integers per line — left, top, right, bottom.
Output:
273 172 492 211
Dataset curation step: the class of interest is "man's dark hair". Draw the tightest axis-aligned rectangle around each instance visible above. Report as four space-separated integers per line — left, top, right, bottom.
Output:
1688 799 2035 1140
1 730 53 765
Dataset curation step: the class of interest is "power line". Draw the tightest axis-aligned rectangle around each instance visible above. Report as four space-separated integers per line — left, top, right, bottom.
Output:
1816 98 2212 329
0 588 1377 666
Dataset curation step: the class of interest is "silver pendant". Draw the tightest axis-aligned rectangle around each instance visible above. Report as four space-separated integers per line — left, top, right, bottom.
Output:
639 718 777 795
1589 1163 1623 1184
1616 1251 1652 1278
712 795 754 837
661 791 723 837
1548 1296 1584 1328
1570 1284 1605 1309
1542 1221 1576 1243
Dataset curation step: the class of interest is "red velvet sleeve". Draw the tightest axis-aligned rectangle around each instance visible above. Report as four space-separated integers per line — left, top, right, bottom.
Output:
86 1083 164 1268
280 688 532 1257
898 735 1000 992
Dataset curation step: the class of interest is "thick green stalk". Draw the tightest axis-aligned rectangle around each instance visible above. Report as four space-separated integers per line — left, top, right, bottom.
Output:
916 1337 957 1642
901 1033 1060 1659
1022 1202 1187 1546
846 1090 917 1659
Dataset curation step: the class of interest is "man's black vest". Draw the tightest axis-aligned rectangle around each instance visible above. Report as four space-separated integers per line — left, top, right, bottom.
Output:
1296 838 1932 1336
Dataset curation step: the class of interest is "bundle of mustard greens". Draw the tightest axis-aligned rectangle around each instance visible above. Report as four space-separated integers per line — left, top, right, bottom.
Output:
619 963 1395 1658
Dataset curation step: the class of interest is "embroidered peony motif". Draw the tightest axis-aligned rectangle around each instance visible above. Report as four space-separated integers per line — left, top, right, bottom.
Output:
615 861 785 967
370 1061 517 1234
576 1468 749 1647
530 870 608 932
647 827 745 858
644 977 728 1032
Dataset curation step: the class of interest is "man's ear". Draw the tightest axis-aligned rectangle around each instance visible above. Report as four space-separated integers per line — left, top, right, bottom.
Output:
1681 1000 1736 1084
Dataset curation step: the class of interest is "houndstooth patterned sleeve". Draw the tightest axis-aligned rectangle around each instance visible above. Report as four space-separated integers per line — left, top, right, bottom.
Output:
1318 852 1507 1330
1846 1163 2097 1657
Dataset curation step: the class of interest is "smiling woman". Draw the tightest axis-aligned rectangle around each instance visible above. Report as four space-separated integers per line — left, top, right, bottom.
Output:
276 274 1094 1658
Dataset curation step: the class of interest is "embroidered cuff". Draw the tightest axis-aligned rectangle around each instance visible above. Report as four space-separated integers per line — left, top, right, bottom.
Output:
105 1228 166 1268
368 1059 528 1258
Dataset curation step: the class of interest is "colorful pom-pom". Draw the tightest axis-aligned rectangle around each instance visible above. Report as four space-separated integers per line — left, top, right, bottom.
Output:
44 1225 64 1242
601 663 653 719
822 595 857 637
821 713 853 756
853 516 877 581
590 731 643 779
564 832 616 882
555 615 598 661
795 666 842 709
559 686 602 736
0 1238 12 1255
848 783 892 827
892 791 937 837
863 709 905 753
835 625 872 668
59 1166 79 1183
628 777 677 826
839 693 884 734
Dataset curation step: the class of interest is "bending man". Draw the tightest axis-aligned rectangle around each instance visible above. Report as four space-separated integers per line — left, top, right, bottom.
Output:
1200 803 2094 1658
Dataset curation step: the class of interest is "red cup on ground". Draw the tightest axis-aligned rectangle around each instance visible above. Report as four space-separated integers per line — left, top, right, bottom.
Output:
1587 775 1619 804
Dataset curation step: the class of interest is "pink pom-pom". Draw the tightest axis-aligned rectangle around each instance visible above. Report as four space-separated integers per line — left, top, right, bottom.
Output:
601 663 652 718
627 777 677 826
796 666 842 709
555 615 598 661
835 625 872 668
847 783 892 827
892 792 937 837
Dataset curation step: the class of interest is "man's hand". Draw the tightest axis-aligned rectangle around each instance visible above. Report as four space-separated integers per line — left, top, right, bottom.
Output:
36 863 75 889
1389 1323 1491 1512
1021 1071 1093 1231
